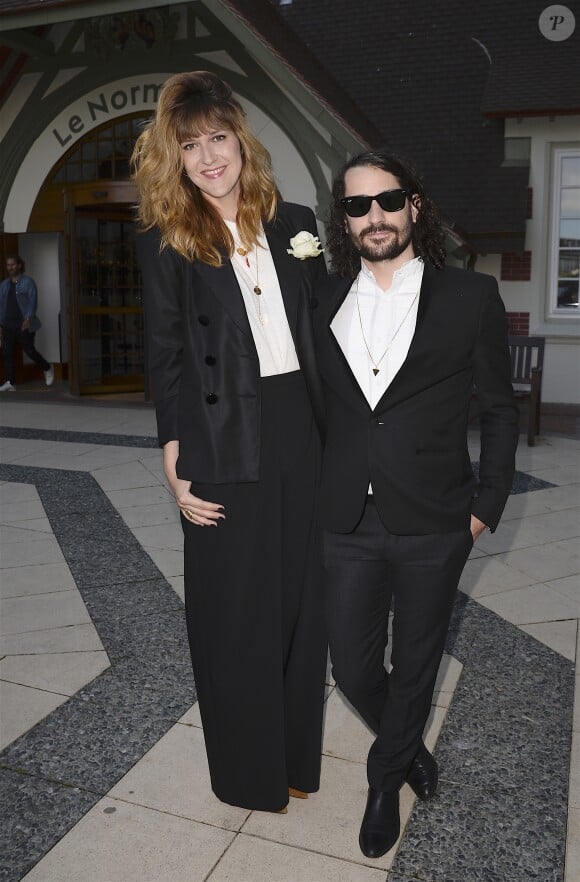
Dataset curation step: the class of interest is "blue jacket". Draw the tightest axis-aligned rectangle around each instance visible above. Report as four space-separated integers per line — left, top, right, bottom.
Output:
0 273 41 330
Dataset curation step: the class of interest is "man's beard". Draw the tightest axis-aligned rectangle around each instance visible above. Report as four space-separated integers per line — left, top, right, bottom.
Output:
354 221 414 263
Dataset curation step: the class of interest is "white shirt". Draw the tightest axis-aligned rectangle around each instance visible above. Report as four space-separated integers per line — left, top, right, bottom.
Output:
225 220 300 377
331 256 424 409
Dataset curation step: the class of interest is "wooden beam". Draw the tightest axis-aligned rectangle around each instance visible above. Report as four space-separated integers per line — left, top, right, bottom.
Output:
1 28 54 56
0 0 176 32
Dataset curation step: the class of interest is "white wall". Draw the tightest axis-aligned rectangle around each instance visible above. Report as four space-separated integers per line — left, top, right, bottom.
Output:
481 116 580 404
541 339 580 404
241 99 317 212
504 116 579 332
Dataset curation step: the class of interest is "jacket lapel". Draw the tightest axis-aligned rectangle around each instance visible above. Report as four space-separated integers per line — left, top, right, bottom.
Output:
193 211 304 343
373 262 438 412
320 263 441 415
264 211 302 342
320 276 372 413
192 255 252 338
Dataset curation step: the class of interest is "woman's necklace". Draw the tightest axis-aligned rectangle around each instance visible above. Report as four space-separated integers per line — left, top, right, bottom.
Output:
235 243 264 325
354 275 420 376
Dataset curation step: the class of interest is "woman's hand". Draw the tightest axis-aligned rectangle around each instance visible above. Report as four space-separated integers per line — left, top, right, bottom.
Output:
173 478 225 526
163 440 225 526
470 514 487 542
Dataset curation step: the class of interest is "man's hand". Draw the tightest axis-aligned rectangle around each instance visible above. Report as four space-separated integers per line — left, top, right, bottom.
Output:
21 318 30 331
470 514 487 542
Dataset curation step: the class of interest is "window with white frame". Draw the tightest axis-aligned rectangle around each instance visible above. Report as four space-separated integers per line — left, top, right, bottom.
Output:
549 147 580 316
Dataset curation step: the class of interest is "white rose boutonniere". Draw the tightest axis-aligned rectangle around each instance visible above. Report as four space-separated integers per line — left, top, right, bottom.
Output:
287 231 324 260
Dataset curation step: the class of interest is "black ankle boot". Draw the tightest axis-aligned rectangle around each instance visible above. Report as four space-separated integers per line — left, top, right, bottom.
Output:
359 787 400 858
406 741 438 801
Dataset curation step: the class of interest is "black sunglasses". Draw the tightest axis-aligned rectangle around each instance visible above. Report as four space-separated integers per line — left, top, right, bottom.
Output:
340 188 409 217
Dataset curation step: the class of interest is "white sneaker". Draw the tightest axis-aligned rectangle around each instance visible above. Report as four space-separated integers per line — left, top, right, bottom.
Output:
0 381 16 392
44 365 54 386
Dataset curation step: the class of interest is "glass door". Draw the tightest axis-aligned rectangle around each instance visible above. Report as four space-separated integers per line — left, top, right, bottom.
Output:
74 206 144 393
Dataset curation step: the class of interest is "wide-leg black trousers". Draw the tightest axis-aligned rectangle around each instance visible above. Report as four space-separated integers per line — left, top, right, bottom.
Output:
182 371 326 811
324 497 473 792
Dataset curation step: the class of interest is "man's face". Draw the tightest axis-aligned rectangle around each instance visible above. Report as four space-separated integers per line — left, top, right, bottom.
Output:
6 259 22 280
343 166 418 264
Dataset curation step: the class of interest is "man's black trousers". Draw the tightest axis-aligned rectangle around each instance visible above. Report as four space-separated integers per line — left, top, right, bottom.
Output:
324 496 473 792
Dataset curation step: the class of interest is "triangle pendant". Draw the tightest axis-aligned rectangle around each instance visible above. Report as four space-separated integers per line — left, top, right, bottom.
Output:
372 368 380 376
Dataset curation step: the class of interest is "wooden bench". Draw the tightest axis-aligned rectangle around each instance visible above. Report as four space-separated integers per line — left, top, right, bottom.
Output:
508 335 545 446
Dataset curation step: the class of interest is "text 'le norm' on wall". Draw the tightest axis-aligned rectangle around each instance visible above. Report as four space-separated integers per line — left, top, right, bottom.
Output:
52 83 163 147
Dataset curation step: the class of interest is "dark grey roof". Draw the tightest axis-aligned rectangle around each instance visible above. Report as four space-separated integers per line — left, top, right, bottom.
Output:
220 0 383 146
272 0 580 253
482 6 580 116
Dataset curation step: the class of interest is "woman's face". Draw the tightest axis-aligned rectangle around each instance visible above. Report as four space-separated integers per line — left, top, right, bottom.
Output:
181 128 243 219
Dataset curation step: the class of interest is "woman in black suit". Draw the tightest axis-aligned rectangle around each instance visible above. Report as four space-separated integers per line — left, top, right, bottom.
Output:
132 71 327 813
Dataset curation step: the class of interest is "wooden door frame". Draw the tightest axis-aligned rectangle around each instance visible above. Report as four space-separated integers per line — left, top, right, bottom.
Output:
64 182 139 394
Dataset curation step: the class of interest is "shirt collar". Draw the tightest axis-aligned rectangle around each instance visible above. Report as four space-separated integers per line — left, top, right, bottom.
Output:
359 255 423 286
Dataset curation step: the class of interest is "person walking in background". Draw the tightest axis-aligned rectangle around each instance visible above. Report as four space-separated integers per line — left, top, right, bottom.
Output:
313 150 519 858
0 255 54 392
132 71 327 814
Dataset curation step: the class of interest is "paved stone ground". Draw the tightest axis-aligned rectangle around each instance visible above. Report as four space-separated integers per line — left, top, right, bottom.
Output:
0 398 578 882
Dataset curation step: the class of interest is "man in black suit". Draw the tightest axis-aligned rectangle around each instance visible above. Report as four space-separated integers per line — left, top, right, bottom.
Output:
314 151 519 858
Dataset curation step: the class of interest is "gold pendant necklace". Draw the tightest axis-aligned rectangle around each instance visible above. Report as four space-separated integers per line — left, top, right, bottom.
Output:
234 243 263 323
354 275 420 376
236 246 250 265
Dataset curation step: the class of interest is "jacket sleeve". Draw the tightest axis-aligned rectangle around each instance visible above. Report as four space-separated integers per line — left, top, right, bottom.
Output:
295 206 327 440
24 276 38 319
136 227 185 447
471 279 519 531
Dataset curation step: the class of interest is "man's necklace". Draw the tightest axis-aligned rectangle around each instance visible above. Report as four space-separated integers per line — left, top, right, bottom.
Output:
354 275 420 376
235 243 264 325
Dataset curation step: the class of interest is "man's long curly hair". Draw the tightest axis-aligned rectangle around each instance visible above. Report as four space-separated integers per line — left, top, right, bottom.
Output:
326 150 446 277
131 71 277 266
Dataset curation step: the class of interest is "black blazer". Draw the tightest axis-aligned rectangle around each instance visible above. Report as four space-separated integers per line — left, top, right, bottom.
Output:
137 201 326 483
313 263 519 535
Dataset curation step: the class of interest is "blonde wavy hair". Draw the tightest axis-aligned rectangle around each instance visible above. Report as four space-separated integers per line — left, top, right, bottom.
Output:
132 71 278 265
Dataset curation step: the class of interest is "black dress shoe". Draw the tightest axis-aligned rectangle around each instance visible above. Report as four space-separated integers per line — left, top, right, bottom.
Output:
359 787 400 858
406 742 438 801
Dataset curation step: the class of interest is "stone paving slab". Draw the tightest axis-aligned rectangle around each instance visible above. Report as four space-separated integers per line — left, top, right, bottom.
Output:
0 427 577 882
